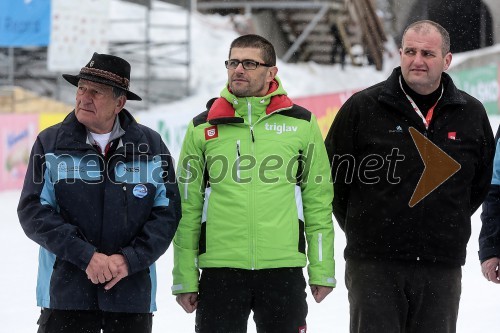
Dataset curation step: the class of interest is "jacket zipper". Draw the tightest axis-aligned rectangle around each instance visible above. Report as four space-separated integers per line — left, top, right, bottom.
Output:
122 184 128 227
247 100 256 269
419 125 430 261
245 104 293 268
247 99 252 125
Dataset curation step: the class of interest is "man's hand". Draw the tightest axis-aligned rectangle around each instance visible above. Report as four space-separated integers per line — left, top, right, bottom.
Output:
85 252 113 284
481 257 500 284
104 254 129 290
176 292 199 313
310 285 333 303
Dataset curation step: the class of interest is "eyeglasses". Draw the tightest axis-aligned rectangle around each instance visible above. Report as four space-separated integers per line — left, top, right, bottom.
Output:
225 59 273 70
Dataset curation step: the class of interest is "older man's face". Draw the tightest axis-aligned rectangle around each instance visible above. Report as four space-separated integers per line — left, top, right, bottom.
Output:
75 79 125 134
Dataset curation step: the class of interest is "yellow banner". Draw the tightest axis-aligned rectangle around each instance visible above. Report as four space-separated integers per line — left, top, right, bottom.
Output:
39 113 68 132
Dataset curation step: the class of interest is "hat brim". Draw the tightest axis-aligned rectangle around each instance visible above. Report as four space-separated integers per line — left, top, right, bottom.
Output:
62 74 142 101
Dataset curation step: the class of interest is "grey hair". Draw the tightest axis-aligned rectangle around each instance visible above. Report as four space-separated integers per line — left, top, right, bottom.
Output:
112 87 127 100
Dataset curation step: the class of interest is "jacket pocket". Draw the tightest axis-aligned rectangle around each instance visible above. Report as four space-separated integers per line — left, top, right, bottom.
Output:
298 219 305 254
199 222 207 255
235 140 241 182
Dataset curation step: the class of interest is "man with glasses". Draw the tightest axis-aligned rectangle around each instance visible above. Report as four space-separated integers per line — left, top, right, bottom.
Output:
172 34 335 332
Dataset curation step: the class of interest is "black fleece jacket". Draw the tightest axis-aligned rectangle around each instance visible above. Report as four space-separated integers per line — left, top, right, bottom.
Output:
325 67 494 266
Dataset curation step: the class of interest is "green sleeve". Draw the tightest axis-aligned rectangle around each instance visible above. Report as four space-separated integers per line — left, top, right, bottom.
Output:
302 114 336 287
172 122 205 294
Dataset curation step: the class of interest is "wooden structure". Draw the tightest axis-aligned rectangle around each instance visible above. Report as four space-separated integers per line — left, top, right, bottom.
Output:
346 0 386 70
193 0 387 70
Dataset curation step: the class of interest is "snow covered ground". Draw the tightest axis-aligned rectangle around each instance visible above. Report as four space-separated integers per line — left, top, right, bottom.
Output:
2 1 500 332
2 192 500 332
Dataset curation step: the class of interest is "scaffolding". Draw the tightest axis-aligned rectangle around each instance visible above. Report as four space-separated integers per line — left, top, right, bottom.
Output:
0 48 15 113
0 0 389 112
0 0 192 112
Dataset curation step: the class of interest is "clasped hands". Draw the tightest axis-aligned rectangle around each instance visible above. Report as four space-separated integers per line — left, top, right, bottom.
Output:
85 252 129 290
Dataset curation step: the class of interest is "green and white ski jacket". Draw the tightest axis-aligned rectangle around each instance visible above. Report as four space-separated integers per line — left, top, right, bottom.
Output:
172 77 335 294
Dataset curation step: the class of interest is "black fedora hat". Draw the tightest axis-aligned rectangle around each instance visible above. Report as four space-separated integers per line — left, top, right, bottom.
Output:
62 52 142 101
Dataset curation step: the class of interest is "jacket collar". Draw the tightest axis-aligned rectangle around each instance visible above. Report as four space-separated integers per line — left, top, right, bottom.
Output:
86 116 126 147
379 67 467 109
55 109 149 154
207 77 293 125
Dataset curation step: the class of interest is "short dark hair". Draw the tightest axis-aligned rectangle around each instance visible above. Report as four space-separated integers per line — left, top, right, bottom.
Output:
229 34 276 66
402 20 450 56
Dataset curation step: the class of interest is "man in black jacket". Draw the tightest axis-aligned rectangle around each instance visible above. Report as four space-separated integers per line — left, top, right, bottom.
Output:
17 53 181 333
325 20 494 333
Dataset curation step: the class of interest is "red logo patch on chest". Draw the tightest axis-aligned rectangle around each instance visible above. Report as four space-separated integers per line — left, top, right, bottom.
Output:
205 126 218 140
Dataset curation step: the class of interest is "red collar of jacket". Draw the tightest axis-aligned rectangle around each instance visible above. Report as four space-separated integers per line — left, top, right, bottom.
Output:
207 80 293 125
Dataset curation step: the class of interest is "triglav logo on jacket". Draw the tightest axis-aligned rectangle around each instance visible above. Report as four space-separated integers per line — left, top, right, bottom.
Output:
265 122 298 134
205 126 218 140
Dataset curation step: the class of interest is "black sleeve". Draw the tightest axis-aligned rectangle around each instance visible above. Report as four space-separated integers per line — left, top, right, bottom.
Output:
470 117 495 215
480 185 500 261
479 124 500 261
17 136 96 271
324 96 358 231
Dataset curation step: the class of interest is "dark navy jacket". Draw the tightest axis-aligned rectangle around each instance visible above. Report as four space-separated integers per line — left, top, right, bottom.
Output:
18 109 181 313
480 125 500 262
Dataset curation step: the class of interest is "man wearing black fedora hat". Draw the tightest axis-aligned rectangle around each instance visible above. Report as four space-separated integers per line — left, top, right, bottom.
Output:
18 52 181 333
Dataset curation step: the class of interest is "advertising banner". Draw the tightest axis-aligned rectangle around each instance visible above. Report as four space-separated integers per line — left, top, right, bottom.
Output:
138 112 189 162
0 115 38 191
0 0 51 46
449 64 499 115
48 0 110 71
39 113 68 131
294 90 357 138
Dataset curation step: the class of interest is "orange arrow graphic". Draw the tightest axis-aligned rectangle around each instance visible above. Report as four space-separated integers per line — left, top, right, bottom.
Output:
408 127 461 207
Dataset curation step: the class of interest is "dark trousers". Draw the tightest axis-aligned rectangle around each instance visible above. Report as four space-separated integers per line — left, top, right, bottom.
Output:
195 268 308 333
36 308 152 333
345 258 462 333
